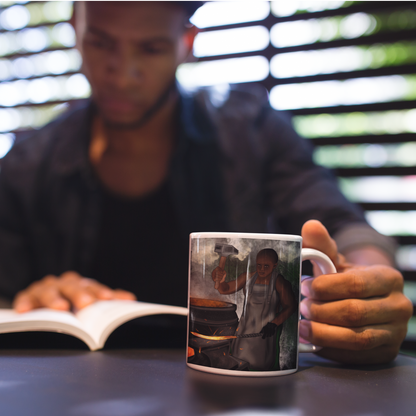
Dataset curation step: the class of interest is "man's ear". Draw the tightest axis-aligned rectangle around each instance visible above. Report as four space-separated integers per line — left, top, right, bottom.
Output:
182 25 199 63
70 1 86 55
69 1 76 29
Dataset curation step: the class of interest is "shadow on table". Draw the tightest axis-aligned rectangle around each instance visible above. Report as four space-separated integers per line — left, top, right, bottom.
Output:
186 367 297 414
299 352 416 372
0 315 187 350
0 332 89 350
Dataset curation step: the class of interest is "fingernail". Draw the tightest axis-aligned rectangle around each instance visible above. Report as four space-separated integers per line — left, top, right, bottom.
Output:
114 290 136 300
99 289 113 299
15 302 31 313
300 301 310 319
301 279 311 297
78 294 94 307
299 320 311 340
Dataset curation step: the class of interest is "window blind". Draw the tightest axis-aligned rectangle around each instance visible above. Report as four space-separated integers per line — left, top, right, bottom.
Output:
1 0 415 346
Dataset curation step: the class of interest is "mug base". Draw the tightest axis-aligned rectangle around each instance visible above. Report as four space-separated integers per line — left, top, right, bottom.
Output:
187 362 298 377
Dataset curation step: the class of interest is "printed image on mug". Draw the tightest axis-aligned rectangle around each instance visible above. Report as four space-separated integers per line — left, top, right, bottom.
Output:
187 235 301 374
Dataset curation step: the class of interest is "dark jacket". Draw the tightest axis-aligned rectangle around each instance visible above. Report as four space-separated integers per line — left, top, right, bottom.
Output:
0 86 393 299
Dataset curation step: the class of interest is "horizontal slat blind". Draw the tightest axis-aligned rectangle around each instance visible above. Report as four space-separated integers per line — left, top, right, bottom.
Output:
252 1 416 347
1 1 416 346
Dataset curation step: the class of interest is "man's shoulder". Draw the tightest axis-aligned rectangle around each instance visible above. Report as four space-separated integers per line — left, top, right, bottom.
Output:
2 101 91 173
186 84 295 139
182 84 302 160
190 84 270 121
276 273 290 285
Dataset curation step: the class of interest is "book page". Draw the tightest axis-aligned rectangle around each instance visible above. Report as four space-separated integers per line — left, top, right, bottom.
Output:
0 309 97 349
75 300 188 349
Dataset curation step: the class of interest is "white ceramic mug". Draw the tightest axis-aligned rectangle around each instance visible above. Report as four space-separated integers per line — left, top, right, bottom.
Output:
186 232 336 377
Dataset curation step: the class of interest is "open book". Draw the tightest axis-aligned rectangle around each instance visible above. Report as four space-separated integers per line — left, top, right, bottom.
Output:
0 300 188 351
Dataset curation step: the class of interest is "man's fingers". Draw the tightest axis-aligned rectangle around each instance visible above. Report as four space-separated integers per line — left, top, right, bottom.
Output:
30 278 70 311
300 292 412 327
113 289 136 300
213 267 226 282
13 292 40 313
299 319 407 351
59 275 98 309
13 271 137 312
30 276 71 310
35 287 71 310
301 265 404 301
60 272 129 305
14 275 71 312
79 278 114 300
301 220 340 267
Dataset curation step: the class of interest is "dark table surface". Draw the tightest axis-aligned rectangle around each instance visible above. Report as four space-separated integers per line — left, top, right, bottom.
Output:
0 349 415 416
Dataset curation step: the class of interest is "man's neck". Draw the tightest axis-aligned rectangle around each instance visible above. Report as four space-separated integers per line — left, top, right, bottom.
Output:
92 92 178 155
89 93 179 198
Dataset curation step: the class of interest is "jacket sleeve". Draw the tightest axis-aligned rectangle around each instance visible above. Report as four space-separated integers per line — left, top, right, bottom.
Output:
0 149 36 300
205 85 395 261
260 108 396 261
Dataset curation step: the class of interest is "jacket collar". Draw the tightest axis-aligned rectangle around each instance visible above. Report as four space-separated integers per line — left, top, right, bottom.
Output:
52 87 216 178
50 99 94 178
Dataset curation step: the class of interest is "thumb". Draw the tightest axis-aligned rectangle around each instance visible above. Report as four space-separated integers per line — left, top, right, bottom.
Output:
301 220 340 269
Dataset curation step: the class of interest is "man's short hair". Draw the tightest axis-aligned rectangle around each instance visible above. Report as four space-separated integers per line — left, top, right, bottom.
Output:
177 1 204 18
73 2 204 20
257 249 279 264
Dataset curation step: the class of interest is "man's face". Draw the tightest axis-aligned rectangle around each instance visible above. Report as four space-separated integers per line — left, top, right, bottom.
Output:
74 1 193 127
256 255 277 279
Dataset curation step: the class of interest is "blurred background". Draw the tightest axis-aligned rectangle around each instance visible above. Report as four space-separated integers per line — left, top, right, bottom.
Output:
0 0 416 349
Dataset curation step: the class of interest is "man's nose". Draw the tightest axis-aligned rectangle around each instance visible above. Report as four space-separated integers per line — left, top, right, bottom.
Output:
107 48 142 89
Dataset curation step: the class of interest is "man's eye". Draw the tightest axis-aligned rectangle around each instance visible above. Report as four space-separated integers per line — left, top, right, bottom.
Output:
87 38 113 50
143 44 168 54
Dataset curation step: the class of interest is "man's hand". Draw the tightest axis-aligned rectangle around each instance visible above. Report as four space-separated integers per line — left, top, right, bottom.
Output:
260 322 279 339
300 220 413 364
212 266 227 290
13 271 136 313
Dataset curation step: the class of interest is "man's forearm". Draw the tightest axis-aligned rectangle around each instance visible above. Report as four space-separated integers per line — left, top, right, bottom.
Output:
272 304 297 327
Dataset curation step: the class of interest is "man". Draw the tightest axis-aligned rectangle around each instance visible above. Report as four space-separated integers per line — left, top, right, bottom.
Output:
213 248 296 370
0 2 412 364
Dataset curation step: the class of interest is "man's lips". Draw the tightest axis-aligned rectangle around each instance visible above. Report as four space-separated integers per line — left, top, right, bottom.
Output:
99 98 141 112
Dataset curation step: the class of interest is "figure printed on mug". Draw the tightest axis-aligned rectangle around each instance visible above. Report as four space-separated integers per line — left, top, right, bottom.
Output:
188 238 300 372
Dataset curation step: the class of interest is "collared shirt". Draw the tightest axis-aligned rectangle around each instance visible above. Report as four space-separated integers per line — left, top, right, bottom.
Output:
0 86 395 300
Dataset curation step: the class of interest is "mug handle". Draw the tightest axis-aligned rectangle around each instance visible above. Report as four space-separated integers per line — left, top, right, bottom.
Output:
298 248 337 353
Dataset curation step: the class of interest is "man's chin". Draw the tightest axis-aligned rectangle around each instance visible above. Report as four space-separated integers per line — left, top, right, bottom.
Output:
99 112 148 130
94 81 177 130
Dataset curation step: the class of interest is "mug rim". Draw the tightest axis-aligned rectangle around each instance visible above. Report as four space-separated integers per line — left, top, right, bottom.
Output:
190 232 302 242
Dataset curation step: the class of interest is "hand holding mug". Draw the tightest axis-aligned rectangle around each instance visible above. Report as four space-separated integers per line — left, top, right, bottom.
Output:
300 220 413 365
